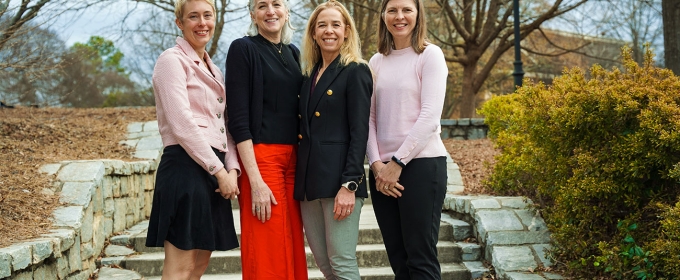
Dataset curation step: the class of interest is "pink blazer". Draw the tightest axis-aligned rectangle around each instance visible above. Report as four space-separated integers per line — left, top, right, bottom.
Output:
153 37 239 175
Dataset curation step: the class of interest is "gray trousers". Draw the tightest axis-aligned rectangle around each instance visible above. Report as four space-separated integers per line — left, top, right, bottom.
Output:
301 197 364 280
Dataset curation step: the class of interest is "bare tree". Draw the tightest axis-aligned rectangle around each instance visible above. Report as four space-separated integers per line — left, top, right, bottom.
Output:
663 0 680 75
0 0 105 106
110 0 250 88
429 0 588 118
0 18 65 105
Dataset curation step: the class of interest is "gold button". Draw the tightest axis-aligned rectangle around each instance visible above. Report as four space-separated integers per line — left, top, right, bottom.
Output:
222 143 227 148
315 112 320 117
298 134 302 139
217 113 222 119
218 97 224 103
298 114 301 119
220 127 225 133
326 90 333 96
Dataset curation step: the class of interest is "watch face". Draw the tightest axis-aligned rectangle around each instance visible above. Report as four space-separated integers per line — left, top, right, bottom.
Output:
348 182 358 191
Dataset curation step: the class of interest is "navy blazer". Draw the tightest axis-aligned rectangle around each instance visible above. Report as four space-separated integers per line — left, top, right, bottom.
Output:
294 56 373 201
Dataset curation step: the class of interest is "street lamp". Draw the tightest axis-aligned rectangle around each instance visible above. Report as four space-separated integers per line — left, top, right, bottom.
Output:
512 0 525 88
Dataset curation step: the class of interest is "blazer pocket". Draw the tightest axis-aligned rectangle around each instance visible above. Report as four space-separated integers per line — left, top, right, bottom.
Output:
193 116 209 128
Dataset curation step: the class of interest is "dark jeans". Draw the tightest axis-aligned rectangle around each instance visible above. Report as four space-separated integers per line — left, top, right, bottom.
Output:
369 156 447 280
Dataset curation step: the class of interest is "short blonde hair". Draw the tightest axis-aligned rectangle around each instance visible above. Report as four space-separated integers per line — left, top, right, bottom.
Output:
300 0 366 76
175 0 216 21
246 0 295 45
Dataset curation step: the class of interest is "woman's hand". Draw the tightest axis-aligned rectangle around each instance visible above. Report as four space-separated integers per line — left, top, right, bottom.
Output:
372 161 404 198
215 168 239 199
250 175 278 223
333 187 356 221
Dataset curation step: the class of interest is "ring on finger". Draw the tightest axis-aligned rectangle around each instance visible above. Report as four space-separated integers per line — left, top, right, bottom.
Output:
383 185 389 190
255 206 260 211
346 210 350 214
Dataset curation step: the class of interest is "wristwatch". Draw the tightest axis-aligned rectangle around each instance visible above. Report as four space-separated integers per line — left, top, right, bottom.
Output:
391 156 406 168
342 181 359 192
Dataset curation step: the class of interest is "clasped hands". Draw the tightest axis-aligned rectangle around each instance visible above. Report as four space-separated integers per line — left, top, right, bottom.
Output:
215 168 239 199
371 161 404 198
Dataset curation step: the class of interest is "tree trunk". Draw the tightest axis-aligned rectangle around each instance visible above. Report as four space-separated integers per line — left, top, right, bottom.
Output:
459 62 478 118
663 0 680 75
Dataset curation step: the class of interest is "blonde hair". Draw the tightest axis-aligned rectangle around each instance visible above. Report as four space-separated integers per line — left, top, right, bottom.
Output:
300 0 366 76
246 0 295 44
377 0 428 55
175 0 217 20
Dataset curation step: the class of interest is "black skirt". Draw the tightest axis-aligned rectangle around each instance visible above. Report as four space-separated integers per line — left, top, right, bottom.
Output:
145 145 239 251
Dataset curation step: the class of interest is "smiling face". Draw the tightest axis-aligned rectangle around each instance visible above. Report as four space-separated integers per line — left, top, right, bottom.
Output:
383 0 418 49
175 0 215 53
312 8 347 58
252 0 288 42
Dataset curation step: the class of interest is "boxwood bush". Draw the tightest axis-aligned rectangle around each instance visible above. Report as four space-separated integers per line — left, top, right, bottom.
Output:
479 47 680 279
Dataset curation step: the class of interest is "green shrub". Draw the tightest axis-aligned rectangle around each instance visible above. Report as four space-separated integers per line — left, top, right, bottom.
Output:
479 47 680 278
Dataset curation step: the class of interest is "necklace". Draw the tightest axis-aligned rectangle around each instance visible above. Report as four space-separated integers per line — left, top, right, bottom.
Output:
270 41 283 54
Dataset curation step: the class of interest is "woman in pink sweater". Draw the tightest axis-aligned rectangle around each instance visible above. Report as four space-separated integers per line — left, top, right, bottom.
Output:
366 0 449 278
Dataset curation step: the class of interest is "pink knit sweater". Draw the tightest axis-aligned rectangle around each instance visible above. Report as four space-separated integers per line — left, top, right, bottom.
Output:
367 44 449 165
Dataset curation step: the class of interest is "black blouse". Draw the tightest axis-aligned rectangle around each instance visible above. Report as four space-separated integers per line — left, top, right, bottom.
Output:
255 34 302 144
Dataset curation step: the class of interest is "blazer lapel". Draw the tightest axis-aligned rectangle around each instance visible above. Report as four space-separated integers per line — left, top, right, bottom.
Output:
308 55 343 118
300 75 313 136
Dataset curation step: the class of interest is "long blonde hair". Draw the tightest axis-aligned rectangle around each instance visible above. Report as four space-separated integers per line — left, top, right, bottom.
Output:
246 0 295 44
300 0 366 76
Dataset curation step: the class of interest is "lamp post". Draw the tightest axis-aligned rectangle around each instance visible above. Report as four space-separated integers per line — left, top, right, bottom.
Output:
512 0 525 88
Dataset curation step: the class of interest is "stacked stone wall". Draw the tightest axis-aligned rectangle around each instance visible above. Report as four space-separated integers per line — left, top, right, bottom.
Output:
441 118 488 140
0 121 160 280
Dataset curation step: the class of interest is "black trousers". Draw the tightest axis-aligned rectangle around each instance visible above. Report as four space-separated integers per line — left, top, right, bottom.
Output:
369 157 447 280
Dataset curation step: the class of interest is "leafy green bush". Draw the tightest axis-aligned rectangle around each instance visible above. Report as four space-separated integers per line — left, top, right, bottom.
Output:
479 47 680 278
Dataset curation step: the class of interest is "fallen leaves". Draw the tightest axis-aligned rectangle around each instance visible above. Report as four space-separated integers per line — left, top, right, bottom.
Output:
0 106 156 248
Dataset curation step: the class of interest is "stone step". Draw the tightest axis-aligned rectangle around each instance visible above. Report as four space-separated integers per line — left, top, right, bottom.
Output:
142 263 472 280
131 205 468 253
121 241 463 277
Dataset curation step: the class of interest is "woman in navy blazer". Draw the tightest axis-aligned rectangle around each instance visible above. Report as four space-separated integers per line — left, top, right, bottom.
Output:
294 1 372 278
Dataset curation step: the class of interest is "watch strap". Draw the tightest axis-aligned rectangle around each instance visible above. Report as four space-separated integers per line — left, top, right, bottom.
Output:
391 156 406 168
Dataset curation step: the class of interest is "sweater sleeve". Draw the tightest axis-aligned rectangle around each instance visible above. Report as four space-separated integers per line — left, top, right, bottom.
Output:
225 39 254 144
366 54 382 165
393 46 448 164
153 50 224 175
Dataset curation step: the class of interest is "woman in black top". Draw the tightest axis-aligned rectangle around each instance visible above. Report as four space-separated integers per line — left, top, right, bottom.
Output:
224 0 307 278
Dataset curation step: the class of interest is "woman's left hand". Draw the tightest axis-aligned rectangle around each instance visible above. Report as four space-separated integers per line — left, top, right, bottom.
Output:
333 187 356 221
215 168 239 199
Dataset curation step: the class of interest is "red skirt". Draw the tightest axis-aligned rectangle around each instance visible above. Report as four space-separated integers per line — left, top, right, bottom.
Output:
238 144 308 279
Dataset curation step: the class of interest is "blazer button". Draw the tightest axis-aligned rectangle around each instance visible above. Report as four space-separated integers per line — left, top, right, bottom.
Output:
220 127 225 133
298 134 303 140
315 111 320 117
218 97 224 103
217 113 222 119
326 90 333 96
297 95 300 99
222 143 227 148
298 114 301 119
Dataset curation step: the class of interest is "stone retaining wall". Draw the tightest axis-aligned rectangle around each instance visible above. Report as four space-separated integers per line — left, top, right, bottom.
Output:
441 118 488 140
0 121 161 280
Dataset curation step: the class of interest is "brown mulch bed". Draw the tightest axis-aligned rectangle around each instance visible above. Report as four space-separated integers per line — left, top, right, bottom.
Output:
442 138 499 195
0 106 156 248
0 107 499 248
